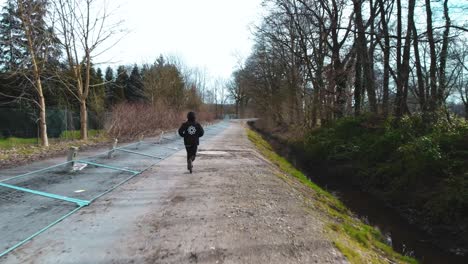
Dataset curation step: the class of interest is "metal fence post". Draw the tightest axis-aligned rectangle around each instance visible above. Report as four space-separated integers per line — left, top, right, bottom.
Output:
136 134 144 149
158 131 164 144
108 139 118 159
66 147 78 171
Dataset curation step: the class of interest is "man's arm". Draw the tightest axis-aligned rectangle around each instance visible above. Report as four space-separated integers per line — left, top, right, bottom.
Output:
178 123 186 137
197 123 204 137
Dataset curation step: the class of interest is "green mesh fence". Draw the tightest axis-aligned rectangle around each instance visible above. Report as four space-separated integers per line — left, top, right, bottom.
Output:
0 107 103 139
0 121 229 258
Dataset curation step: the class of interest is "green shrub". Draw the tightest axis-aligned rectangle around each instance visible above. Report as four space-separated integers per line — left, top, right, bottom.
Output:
301 114 468 230
425 173 468 224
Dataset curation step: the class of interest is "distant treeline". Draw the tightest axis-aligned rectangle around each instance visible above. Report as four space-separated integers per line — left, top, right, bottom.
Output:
230 0 468 125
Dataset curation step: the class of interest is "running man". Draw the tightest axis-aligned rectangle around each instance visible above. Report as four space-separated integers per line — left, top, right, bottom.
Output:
178 112 204 173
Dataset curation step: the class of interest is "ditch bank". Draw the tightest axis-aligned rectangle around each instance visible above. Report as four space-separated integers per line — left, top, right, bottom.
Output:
248 121 467 264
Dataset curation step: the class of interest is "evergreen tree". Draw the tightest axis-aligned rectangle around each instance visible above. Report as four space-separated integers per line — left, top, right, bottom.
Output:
114 65 128 103
140 63 149 77
127 64 144 102
96 68 104 82
104 66 115 107
0 0 26 71
0 0 62 109
0 0 60 72
96 68 104 84
87 66 105 114
25 0 59 66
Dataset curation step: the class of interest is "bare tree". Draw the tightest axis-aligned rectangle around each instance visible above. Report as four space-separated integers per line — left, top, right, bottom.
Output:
377 0 393 116
353 0 377 114
52 0 121 140
228 69 248 118
454 42 468 119
16 0 49 146
393 0 414 117
237 0 467 126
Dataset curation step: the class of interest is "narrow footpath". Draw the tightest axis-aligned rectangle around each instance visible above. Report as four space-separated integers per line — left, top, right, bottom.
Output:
2 120 346 264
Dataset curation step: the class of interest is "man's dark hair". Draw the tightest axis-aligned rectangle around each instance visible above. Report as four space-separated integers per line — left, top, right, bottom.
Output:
187 111 196 122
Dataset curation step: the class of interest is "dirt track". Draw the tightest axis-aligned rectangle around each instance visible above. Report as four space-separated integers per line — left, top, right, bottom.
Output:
2 120 346 264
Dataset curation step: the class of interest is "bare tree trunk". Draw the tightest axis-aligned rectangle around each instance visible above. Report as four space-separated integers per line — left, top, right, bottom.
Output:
38 93 49 147
368 0 377 112
332 41 346 118
17 1 49 147
312 50 324 126
80 48 91 141
311 85 319 126
412 22 427 113
401 0 415 116
438 0 451 106
354 44 362 116
425 0 438 112
354 0 377 113
288 22 298 124
80 100 88 141
395 0 414 117
378 0 391 116
328 0 345 118
394 0 404 117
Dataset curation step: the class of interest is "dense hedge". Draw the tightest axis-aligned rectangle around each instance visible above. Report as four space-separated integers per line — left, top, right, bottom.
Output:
301 114 468 245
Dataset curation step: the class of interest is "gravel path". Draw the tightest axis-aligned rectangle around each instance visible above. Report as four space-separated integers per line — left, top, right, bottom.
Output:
1 120 346 264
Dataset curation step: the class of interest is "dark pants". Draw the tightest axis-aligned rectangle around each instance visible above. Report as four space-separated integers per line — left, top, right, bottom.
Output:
185 145 198 162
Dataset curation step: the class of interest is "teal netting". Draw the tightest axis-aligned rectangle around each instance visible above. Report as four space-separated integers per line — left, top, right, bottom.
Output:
0 121 229 258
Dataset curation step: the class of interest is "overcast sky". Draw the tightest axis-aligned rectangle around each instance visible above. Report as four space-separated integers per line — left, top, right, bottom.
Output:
1 0 465 81
98 0 264 80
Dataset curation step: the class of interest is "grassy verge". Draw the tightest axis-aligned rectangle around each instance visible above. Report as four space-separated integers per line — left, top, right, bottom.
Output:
0 130 106 150
59 129 103 140
247 127 417 264
0 131 109 169
0 137 38 149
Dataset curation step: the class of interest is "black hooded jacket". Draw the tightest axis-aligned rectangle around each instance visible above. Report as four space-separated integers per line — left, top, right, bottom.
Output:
178 113 204 146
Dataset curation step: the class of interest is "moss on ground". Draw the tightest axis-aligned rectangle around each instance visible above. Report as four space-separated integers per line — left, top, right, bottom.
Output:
247 127 418 264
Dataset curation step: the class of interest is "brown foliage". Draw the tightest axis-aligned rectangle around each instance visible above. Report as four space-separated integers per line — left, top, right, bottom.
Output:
105 102 215 139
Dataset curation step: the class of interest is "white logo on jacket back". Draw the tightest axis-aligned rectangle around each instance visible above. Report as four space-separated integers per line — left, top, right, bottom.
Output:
187 125 197 135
